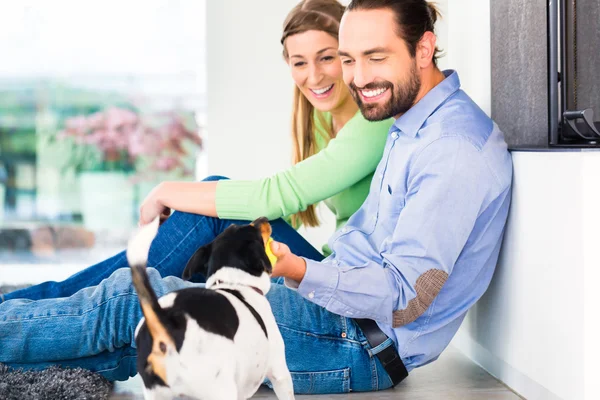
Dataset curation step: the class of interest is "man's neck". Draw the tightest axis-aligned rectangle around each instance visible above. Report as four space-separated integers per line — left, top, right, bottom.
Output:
395 67 446 120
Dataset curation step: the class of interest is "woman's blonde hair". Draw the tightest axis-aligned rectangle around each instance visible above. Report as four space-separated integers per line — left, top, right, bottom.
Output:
281 0 346 228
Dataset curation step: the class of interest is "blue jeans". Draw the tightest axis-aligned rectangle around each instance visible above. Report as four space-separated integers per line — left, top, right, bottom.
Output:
0 176 394 394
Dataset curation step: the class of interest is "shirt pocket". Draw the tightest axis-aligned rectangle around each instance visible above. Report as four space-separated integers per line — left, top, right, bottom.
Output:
379 179 406 220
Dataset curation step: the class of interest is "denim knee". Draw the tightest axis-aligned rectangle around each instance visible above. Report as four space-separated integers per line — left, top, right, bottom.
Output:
201 175 230 182
108 268 137 295
110 267 180 303
109 267 163 295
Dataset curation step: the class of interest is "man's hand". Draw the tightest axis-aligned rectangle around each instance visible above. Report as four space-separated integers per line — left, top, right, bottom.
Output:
269 240 307 282
139 182 171 226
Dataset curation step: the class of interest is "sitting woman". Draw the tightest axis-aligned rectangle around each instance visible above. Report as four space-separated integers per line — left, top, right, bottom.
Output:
0 0 395 394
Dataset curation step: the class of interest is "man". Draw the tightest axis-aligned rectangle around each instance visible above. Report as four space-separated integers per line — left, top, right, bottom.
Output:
267 0 512 387
0 0 512 394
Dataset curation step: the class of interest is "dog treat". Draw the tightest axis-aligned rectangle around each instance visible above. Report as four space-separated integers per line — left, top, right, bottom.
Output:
265 237 277 266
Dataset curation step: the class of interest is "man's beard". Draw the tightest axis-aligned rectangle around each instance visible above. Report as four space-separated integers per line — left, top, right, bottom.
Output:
349 61 421 121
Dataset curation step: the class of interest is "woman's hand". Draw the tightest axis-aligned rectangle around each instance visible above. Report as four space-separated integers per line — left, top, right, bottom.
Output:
269 240 307 282
138 181 219 226
139 182 171 226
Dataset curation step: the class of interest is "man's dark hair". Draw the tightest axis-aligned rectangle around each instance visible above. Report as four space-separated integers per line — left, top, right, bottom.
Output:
347 0 443 66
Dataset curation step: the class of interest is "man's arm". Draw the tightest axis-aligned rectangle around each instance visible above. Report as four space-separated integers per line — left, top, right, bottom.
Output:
276 137 495 327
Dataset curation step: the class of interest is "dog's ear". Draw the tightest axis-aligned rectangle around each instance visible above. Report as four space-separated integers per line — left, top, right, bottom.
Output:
182 243 212 281
251 217 272 245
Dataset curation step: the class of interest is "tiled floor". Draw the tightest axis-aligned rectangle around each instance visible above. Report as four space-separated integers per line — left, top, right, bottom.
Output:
111 346 523 399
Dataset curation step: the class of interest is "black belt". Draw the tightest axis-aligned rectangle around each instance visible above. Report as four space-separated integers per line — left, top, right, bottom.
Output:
354 318 408 387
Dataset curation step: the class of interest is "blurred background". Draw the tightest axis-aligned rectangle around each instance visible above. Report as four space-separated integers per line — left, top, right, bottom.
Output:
0 0 206 267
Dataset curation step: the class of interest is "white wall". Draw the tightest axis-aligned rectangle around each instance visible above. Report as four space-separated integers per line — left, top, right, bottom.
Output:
582 154 600 400
445 0 491 115
452 151 600 400
205 0 297 180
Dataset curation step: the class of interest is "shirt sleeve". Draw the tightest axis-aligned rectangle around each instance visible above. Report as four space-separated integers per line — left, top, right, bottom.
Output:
286 137 494 327
214 116 391 221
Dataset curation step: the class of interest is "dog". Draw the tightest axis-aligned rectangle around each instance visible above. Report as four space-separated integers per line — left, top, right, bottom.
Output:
126 216 295 400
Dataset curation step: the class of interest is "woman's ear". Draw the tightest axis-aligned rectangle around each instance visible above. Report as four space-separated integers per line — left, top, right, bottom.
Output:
182 243 212 281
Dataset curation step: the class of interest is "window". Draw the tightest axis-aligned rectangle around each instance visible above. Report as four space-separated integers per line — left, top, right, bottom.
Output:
0 1 206 273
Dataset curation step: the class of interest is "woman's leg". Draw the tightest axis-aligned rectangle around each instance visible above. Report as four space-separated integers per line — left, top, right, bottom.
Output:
1 176 227 303
0 216 325 381
1 212 217 302
1 177 324 303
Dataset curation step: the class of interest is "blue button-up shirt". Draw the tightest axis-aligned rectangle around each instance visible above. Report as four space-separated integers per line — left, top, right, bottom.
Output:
287 70 513 371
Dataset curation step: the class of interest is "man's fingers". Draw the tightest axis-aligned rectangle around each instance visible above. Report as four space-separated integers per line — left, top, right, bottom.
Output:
271 241 289 257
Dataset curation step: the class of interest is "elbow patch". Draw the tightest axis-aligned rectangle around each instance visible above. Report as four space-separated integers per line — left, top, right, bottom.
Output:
392 269 448 328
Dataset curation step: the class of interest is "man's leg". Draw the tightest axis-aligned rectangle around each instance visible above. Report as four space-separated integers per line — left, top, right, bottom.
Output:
5 346 139 382
266 284 394 394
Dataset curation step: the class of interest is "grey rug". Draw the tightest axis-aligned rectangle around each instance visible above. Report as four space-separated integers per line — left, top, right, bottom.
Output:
0 285 114 399
0 363 114 400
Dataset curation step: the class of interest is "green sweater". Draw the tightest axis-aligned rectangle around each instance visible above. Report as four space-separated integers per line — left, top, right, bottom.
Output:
215 111 393 255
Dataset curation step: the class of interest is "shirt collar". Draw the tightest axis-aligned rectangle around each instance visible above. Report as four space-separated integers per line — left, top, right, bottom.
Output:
393 70 461 138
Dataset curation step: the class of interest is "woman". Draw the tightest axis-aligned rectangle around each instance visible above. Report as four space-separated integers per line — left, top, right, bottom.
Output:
0 0 395 393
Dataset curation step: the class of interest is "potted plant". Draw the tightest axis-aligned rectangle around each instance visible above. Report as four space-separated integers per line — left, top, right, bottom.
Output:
56 106 202 231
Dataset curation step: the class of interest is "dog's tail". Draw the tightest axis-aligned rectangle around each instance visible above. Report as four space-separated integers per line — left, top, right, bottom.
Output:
126 217 162 313
126 217 175 380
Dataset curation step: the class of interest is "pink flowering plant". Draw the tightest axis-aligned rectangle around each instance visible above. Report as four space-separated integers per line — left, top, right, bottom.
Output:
56 107 202 180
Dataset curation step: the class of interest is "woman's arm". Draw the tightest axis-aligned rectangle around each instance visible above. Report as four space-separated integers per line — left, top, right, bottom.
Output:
215 114 392 221
139 181 218 225
139 114 392 225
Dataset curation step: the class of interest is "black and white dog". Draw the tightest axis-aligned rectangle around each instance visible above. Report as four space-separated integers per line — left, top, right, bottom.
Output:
126 216 294 400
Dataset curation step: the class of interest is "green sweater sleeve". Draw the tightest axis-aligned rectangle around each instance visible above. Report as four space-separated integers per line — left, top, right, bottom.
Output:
215 113 392 221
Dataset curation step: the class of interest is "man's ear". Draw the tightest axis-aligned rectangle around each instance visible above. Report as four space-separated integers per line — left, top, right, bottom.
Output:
416 31 437 68
182 244 212 281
